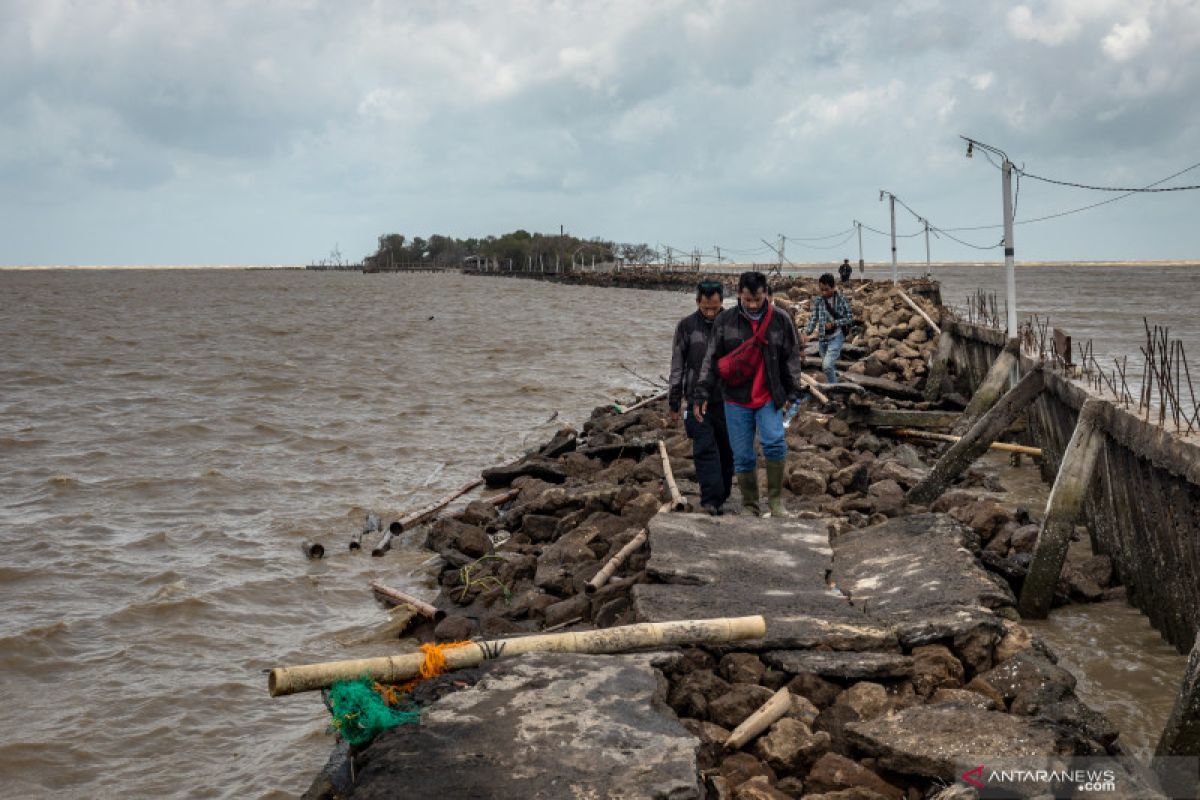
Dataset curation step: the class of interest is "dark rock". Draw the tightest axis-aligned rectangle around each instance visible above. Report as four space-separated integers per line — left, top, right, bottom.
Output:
1008 523 1040 554
719 752 776 788
853 433 886 453
788 467 827 496
592 596 629 628
753 717 831 773
621 491 663 522
977 648 1076 703
1069 554 1114 589
805 753 904 800
967 500 1011 541
433 614 475 641
813 703 861 754
835 682 889 720
679 717 731 769
772 776 806 797
481 456 567 488
478 616 527 636
720 653 767 685
930 687 998 710
537 426 578 458
561 451 603 479
520 514 560 543
833 464 872 495
709 683 776 729
952 624 1000 676
866 479 905 516
459 500 499 527
911 645 964 698
786 672 842 709
733 776 792 800
543 594 590 628
669 669 732 719
426 518 492 558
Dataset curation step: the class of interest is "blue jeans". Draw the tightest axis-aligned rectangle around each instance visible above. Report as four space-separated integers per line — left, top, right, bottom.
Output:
685 402 734 508
724 401 787 473
819 328 845 384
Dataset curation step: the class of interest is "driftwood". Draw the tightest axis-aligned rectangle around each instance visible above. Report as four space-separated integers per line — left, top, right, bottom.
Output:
616 391 668 414
586 529 648 594
301 540 325 559
369 581 444 620
726 687 792 749
350 512 381 551
658 440 686 511
800 373 830 405
268 615 767 697
892 428 1042 456
895 288 942 335
372 478 485 556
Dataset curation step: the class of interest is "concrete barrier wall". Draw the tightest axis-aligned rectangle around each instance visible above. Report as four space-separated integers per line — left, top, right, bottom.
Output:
947 320 1200 654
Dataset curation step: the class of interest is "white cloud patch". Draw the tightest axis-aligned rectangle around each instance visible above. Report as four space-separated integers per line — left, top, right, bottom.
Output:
1102 17 1151 62
970 72 994 91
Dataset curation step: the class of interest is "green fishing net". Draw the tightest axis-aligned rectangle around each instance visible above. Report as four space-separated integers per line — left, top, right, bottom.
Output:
325 679 420 746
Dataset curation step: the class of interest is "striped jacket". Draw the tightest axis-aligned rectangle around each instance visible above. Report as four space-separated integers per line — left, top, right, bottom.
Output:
805 292 854 344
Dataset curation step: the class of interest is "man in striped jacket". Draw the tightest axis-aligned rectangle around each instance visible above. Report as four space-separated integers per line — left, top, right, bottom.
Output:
805 273 853 385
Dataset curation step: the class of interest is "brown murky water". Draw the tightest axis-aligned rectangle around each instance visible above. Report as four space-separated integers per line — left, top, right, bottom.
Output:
0 267 1192 797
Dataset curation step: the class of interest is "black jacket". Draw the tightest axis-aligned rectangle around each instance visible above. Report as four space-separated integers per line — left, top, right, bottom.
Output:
694 301 805 408
668 310 720 412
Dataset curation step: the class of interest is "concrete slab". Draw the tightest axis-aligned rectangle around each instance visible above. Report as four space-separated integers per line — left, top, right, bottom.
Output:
832 513 1013 647
762 650 914 680
633 514 897 651
345 653 701 799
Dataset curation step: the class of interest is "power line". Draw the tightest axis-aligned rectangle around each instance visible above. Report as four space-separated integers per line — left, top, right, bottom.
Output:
782 227 855 241
860 222 924 238
785 229 858 250
1017 161 1200 192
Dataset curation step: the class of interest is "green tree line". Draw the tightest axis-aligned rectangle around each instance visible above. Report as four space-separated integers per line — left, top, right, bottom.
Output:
366 230 656 269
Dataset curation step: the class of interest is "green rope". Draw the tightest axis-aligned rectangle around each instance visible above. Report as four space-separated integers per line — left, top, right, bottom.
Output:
326 679 420 746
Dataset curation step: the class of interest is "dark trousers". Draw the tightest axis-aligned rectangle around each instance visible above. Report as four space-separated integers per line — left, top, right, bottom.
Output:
685 402 734 508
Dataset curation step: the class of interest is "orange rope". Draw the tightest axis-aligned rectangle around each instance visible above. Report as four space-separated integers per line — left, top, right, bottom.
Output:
372 640 475 703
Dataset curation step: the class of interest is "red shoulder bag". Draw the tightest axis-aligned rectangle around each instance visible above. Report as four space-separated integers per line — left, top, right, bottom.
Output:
717 303 773 386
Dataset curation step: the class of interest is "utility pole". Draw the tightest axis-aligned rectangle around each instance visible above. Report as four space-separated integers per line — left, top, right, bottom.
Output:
880 191 898 284
923 219 931 279
778 235 785 276
962 136 1018 339
714 245 722 264
853 220 864 275
666 246 673 270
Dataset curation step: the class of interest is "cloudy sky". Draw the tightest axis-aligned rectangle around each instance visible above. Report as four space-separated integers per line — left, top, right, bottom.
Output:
3 0 1199 265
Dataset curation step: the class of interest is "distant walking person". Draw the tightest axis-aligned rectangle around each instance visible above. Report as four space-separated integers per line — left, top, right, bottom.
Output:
669 281 734 515
693 271 804 518
838 258 853 284
806 273 853 385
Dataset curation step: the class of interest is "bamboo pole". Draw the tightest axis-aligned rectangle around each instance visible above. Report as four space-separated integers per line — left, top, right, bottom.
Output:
616 391 668 414
800 373 830 405
726 688 792 750
895 288 941 335
586 530 648 594
369 581 444 620
268 615 766 697
372 478 484 556
892 428 1042 456
658 440 686 511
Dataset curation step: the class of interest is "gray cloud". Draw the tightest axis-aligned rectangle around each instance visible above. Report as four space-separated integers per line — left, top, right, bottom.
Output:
1 0 1198 264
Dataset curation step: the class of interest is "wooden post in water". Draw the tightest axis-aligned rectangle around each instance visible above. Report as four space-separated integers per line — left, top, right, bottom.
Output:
907 366 1045 506
1157 636 1200 759
1018 399 1105 618
951 338 1021 436
924 329 956 403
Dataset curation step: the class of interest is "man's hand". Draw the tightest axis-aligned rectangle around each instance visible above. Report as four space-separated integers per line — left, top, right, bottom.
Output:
692 402 707 422
825 321 835 332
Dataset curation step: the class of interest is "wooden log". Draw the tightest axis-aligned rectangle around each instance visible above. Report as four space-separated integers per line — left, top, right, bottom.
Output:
907 367 1046 506
372 478 484 556
1157 636 1200 759
863 409 961 429
1019 400 1105 619
301 540 325 559
800 373 830 405
616 391 668 414
268 615 767 696
891 428 1042 456
923 329 955 403
840 373 922 400
586 529 648 593
370 581 444 620
726 688 792 750
658 440 686 511
895 288 941 335
952 338 1020 436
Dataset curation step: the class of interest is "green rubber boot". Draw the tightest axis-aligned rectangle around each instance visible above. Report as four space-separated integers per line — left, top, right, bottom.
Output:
736 471 761 516
765 460 789 518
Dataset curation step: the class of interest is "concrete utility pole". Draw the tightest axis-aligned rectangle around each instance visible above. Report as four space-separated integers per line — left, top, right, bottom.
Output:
714 245 721 264
923 219 931 279
880 191 898 284
778 235 785 276
963 136 1019 339
854 220 864 274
